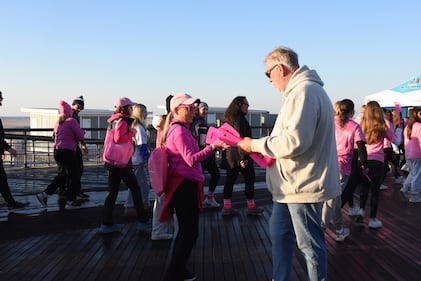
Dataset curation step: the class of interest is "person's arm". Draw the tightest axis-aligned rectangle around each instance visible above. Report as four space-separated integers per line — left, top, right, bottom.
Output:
356 141 367 166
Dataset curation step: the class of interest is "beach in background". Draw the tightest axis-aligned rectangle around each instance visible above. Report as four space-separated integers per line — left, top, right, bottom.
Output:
1 116 30 128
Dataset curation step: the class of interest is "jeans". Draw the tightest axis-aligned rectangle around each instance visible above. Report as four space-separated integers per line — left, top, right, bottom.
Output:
270 202 326 281
322 174 349 231
126 163 150 208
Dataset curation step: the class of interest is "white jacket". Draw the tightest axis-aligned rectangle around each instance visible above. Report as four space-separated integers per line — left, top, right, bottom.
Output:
251 65 341 203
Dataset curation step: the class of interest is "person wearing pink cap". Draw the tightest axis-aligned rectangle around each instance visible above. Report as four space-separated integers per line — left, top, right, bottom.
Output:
99 97 151 234
161 93 228 281
38 100 85 210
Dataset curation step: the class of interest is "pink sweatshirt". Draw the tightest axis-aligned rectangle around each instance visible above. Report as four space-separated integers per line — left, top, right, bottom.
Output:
54 117 85 151
165 119 214 182
335 117 366 175
404 122 421 159
366 120 395 162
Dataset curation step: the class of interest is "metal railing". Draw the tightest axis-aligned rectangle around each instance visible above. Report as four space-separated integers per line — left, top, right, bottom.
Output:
3 125 273 168
3 128 107 168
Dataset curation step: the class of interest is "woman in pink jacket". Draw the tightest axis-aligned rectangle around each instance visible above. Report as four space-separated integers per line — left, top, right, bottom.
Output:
161 93 227 281
38 100 85 210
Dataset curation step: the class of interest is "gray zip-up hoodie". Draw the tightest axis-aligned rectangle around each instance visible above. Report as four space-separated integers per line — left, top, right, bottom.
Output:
251 65 341 203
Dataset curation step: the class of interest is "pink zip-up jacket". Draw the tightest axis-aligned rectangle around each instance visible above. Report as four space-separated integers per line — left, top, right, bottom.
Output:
404 122 421 159
159 119 215 222
166 119 214 181
366 120 395 162
54 117 85 151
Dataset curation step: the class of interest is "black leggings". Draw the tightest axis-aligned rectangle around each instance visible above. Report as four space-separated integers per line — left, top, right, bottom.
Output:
165 179 199 281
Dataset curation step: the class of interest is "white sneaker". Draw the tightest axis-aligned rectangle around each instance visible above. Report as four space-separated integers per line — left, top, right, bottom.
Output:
354 208 364 223
335 228 350 242
400 188 408 200
348 206 360 216
368 218 382 229
151 233 173 240
379 184 388 190
65 201 81 210
203 197 220 208
394 176 403 184
356 208 364 216
409 196 421 203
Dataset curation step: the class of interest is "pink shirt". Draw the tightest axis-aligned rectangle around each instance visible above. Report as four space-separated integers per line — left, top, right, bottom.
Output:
366 120 395 162
404 122 421 159
335 117 366 175
166 119 214 182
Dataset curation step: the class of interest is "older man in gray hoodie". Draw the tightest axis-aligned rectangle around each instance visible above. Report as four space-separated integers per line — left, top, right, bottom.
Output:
238 46 340 281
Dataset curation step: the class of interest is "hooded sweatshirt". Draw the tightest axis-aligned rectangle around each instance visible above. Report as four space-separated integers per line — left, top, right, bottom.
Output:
251 65 341 203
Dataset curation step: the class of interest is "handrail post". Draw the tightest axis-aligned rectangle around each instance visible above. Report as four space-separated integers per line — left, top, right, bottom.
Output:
24 129 28 168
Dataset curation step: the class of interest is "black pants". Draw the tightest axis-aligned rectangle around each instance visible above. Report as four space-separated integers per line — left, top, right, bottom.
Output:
0 159 15 205
102 164 148 225
44 146 84 195
165 179 199 281
202 160 220 193
75 146 84 194
223 162 255 200
341 149 360 208
360 160 384 218
45 149 80 201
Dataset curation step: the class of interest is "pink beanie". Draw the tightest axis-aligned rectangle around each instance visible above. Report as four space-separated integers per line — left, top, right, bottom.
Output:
59 100 72 116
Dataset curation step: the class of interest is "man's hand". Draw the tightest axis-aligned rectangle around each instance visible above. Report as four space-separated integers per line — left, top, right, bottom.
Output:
237 137 252 153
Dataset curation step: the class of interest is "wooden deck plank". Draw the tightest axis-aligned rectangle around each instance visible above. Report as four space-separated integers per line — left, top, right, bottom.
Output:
1 172 421 281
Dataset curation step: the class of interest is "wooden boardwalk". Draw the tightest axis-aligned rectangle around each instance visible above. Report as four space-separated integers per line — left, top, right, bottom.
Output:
0 166 420 281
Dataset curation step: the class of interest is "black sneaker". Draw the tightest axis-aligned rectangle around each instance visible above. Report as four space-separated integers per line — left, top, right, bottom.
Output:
58 197 66 211
8 202 29 212
221 208 239 217
247 206 264 216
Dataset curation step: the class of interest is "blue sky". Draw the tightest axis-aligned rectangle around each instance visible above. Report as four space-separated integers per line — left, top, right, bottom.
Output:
1 0 420 116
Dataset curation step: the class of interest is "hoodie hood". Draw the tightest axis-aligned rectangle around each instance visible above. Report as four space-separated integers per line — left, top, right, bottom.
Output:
107 112 128 123
284 65 324 97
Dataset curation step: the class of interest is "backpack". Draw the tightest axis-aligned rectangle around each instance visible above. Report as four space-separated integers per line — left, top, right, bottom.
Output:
103 117 134 168
148 122 183 196
148 146 168 196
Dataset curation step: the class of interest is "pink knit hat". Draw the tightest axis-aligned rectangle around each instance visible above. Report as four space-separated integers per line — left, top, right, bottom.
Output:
59 100 72 116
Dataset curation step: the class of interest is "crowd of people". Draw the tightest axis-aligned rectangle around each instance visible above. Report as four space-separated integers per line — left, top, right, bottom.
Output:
1 45 420 281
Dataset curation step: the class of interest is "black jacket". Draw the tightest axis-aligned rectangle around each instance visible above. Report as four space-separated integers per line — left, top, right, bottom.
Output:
0 119 11 154
222 112 252 169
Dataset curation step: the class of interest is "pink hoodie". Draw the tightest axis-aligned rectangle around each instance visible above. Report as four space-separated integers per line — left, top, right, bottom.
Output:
404 122 421 159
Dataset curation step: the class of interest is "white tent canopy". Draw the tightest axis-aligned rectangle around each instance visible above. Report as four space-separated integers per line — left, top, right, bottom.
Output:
365 74 421 107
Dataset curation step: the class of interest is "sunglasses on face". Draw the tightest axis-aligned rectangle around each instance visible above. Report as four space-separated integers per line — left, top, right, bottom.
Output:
178 104 196 112
265 64 279 78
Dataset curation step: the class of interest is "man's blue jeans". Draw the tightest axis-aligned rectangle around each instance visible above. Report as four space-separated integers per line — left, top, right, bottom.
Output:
270 202 326 281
